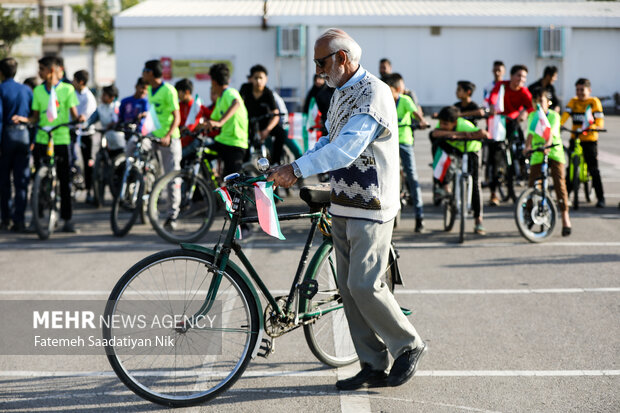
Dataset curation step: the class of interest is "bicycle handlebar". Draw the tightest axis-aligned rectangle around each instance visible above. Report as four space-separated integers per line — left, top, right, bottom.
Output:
37 120 80 134
561 126 607 135
249 112 286 123
525 143 560 156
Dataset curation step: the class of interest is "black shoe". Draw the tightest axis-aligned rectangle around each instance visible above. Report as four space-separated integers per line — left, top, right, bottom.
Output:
10 222 26 233
414 218 425 233
61 220 78 233
387 342 427 387
596 199 605 208
0 222 9 231
562 227 572 237
336 364 388 391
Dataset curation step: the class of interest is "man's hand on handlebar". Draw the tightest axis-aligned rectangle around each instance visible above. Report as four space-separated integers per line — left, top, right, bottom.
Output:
266 164 297 189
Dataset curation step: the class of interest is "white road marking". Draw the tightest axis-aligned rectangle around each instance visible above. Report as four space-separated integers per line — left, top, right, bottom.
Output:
2 369 619 378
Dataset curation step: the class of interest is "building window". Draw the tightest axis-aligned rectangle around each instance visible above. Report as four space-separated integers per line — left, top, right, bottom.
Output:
46 7 63 32
538 27 563 58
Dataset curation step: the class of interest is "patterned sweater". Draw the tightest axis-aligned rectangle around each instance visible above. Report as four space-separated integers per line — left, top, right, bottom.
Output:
328 71 400 222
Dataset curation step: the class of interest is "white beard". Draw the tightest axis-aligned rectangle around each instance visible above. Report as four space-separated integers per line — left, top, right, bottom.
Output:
324 64 345 89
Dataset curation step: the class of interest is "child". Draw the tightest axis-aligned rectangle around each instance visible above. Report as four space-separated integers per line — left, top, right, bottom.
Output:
118 77 149 130
72 70 97 204
13 56 85 233
524 87 571 235
384 73 428 232
454 81 484 127
86 85 124 156
560 78 605 207
431 106 488 235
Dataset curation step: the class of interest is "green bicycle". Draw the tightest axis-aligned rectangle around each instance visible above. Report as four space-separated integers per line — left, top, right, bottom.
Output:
147 130 220 243
562 126 606 210
103 164 403 407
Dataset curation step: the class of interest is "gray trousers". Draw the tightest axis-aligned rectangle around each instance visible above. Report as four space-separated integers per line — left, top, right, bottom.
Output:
126 137 181 218
332 216 421 371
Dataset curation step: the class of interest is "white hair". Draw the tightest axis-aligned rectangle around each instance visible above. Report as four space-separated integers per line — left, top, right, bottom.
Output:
316 28 362 64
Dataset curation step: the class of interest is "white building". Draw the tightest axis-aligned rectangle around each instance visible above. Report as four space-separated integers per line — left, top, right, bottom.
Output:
115 0 620 111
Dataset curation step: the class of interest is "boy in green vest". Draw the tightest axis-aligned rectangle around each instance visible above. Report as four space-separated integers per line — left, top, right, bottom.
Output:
524 87 571 235
431 106 488 235
202 63 248 176
141 60 181 229
384 73 428 232
14 56 85 233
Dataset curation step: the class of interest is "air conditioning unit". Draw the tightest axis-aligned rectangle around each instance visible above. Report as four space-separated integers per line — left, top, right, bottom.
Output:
277 26 305 57
538 27 564 58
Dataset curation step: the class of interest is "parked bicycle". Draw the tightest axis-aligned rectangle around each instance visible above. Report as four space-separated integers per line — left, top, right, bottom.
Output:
148 130 220 243
110 123 160 237
489 126 528 203
30 121 78 240
561 126 607 210
103 161 405 407
92 127 126 207
437 137 484 244
514 143 560 242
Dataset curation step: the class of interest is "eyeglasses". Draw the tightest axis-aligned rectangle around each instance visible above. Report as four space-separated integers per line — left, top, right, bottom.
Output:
313 50 347 68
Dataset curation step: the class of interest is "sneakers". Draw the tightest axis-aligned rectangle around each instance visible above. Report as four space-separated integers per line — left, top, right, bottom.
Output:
414 218 425 233
61 220 78 233
0 221 9 231
489 195 500 207
562 227 572 237
596 199 605 208
474 224 486 235
336 364 388 390
387 342 428 387
10 222 27 233
164 217 178 231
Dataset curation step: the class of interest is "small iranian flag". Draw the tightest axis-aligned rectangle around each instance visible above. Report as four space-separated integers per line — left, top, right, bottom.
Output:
534 104 552 142
142 104 161 134
46 86 59 122
303 97 322 151
581 105 594 134
185 94 202 127
433 148 452 183
254 181 285 240
215 187 242 239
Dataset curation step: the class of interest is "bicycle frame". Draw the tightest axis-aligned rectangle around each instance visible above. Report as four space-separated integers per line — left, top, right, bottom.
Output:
180 177 337 329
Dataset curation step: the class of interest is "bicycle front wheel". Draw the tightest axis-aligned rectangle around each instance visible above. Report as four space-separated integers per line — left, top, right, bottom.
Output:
31 166 60 240
111 167 143 237
104 249 259 407
148 170 216 244
572 156 580 210
515 187 558 243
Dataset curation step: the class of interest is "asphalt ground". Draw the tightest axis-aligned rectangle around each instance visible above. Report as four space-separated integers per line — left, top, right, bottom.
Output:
0 116 619 412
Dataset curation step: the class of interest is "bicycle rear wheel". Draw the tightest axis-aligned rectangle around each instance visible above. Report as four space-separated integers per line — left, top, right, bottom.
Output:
92 152 106 207
514 187 558 243
584 176 593 204
31 166 60 240
302 243 395 367
458 177 466 244
104 249 259 407
148 170 216 244
111 167 143 236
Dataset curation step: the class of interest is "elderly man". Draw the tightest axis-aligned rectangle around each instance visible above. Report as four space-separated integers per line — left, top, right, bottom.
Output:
268 29 426 390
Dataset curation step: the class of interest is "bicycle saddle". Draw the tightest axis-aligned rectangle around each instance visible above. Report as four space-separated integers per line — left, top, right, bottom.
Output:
300 184 331 211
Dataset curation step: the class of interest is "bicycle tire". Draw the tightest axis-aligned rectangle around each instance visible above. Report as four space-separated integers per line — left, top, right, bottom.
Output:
584 176 593 204
302 242 395 367
514 187 558 243
111 167 143 237
458 177 466 244
148 170 216 244
139 170 156 225
572 155 580 210
442 197 455 232
31 166 60 240
92 152 106 207
104 249 259 407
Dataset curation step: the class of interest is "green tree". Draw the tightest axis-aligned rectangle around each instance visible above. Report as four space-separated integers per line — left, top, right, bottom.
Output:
0 5 44 59
72 0 141 50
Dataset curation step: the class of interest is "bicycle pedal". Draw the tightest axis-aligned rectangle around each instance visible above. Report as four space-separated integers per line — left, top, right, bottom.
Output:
257 338 273 358
298 279 318 300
